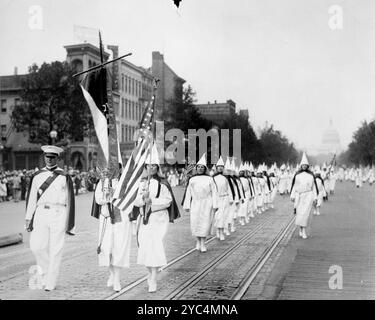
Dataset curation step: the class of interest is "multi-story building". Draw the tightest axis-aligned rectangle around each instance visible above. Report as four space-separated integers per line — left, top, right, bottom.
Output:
0 43 183 170
195 99 237 125
151 51 185 120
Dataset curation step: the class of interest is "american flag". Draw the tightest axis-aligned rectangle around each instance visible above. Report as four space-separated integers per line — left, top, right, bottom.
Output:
112 95 155 212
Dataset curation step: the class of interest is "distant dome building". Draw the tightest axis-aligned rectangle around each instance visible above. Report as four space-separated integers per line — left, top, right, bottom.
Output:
319 119 342 154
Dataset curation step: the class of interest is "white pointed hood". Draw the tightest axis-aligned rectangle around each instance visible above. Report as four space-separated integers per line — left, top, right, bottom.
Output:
197 152 207 167
224 158 231 171
249 162 254 172
300 152 309 166
145 143 160 165
216 156 225 167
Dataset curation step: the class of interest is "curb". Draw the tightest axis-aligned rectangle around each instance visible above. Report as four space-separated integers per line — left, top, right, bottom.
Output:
0 233 23 248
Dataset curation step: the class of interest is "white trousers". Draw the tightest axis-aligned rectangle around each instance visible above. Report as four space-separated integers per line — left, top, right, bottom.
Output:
30 205 67 290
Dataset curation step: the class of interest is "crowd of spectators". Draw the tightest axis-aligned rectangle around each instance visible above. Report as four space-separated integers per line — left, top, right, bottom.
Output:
0 166 98 203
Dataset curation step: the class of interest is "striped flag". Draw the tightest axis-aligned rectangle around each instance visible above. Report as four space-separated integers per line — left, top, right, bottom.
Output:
80 68 109 164
112 95 155 213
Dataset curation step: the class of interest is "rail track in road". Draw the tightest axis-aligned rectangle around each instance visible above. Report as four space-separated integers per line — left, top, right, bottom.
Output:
106 211 295 300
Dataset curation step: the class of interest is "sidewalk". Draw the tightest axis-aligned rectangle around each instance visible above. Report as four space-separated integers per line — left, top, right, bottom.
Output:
276 182 375 299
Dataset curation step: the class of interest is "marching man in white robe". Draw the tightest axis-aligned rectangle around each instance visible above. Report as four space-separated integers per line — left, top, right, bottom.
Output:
278 164 289 195
223 158 240 235
183 153 218 252
355 168 363 188
213 156 233 240
290 152 318 239
313 166 326 216
91 168 132 292
133 144 179 292
268 167 278 208
244 162 256 220
239 163 251 225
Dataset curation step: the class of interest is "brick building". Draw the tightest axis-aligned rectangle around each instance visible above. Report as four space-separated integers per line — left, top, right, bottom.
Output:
0 44 184 170
195 100 237 125
151 51 185 120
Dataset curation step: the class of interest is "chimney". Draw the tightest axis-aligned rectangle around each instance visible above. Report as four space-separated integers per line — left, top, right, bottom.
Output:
214 100 217 104
14 67 18 76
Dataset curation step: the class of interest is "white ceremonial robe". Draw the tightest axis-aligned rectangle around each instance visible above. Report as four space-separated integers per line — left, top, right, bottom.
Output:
247 177 256 217
270 176 278 203
183 175 218 237
26 168 71 290
253 177 263 208
315 178 326 207
96 179 132 268
213 174 231 229
225 176 239 227
238 177 250 218
278 172 289 194
259 177 269 206
135 178 172 267
290 171 318 227
329 173 337 192
355 170 363 187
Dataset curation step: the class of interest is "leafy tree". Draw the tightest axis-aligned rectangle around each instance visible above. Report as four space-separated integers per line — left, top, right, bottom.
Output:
258 123 299 166
221 112 263 164
343 120 375 166
11 61 92 146
162 85 213 132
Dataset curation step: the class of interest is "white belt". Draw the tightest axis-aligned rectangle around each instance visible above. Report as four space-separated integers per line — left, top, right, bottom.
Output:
38 203 67 209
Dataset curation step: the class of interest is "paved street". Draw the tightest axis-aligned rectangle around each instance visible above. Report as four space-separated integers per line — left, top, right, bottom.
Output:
0 181 374 300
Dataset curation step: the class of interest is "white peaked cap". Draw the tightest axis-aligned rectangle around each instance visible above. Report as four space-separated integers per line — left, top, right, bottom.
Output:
41 145 64 155
239 162 245 172
245 162 250 171
224 158 231 170
229 159 234 171
280 164 286 170
197 153 207 167
300 152 309 166
145 143 160 165
250 162 254 172
216 156 225 166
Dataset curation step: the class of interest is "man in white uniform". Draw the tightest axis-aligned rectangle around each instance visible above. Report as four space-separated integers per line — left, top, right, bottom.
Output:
25 145 75 291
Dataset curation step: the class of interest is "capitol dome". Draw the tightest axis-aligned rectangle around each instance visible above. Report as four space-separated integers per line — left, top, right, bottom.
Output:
319 119 342 154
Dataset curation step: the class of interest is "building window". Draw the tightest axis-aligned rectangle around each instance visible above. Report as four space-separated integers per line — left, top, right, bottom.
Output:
132 79 135 96
1 125 6 141
121 125 125 142
125 99 128 118
121 74 124 92
1 99 6 113
14 98 20 107
132 101 134 120
125 76 128 93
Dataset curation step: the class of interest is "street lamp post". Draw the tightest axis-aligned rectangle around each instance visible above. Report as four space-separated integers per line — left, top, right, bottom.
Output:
49 129 58 145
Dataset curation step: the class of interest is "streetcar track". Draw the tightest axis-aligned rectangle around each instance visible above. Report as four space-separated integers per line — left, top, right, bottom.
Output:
105 235 217 300
163 218 272 300
231 216 295 299
107 214 274 300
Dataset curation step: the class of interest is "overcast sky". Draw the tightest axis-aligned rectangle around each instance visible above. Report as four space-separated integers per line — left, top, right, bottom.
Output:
1 0 375 152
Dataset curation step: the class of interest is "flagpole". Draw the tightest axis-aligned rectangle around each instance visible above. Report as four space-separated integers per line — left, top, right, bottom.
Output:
73 53 132 78
146 79 159 182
